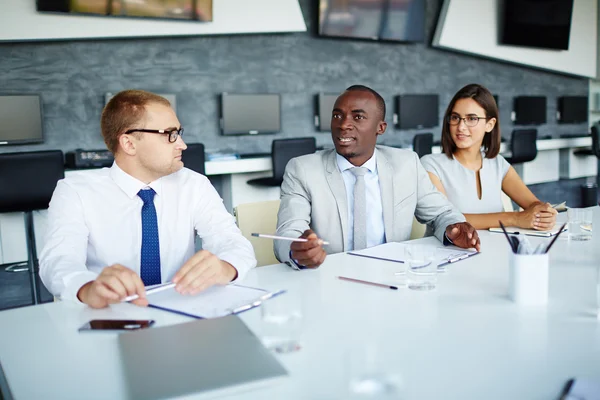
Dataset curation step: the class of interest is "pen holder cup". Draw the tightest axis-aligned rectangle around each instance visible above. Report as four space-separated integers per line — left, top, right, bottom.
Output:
508 252 549 306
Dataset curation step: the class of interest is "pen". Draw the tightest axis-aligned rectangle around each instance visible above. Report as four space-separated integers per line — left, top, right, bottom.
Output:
544 222 567 254
251 233 330 246
123 282 176 302
499 221 518 253
337 276 398 290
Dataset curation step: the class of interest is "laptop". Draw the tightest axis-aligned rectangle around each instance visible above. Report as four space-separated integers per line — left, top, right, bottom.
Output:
118 315 288 399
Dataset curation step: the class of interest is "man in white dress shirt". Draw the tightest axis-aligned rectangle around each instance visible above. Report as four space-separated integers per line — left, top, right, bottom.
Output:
275 85 480 268
40 90 256 308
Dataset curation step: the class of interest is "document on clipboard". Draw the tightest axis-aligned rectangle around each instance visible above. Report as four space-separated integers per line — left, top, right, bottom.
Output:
146 284 285 319
489 224 567 237
348 242 478 267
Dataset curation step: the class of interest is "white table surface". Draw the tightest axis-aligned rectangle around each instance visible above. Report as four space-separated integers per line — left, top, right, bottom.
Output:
1 210 599 400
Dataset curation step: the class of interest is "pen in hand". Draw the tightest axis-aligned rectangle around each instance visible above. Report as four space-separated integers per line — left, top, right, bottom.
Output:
251 233 330 246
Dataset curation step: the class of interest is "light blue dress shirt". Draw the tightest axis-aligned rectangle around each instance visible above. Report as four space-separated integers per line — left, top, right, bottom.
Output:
336 150 385 251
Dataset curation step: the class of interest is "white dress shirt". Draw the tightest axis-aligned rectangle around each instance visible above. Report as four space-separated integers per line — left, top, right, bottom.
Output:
336 150 385 250
39 162 256 302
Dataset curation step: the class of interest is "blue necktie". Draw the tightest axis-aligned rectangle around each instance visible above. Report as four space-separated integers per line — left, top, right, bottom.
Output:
138 188 161 286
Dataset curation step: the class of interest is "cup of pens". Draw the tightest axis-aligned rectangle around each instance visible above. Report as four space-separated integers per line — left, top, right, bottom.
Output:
500 221 566 306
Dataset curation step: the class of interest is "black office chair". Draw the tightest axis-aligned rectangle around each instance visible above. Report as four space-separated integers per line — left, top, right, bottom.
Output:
573 124 600 158
247 137 317 186
506 129 538 164
181 143 205 175
413 133 433 158
0 151 65 305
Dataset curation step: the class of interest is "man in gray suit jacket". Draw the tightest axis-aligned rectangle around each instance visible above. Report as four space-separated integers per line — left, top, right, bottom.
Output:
275 85 480 268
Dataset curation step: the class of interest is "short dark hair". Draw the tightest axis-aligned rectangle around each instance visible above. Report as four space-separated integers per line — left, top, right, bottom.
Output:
441 83 501 159
345 85 386 120
101 90 172 154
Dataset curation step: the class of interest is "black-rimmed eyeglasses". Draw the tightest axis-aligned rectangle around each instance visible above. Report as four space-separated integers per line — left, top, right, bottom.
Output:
447 115 489 127
124 127 184 143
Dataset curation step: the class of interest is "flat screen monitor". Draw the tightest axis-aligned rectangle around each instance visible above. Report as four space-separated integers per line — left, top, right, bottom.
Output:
514 96 546 125
395 94 439 130
0 95 43 145
319 0 425 43
558 96 588 124
316 93 338 132
502 0 574 50
220 94 281 135
105 92 177 111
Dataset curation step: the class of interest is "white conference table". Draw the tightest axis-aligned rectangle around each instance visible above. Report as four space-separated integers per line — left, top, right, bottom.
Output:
1 211 599 400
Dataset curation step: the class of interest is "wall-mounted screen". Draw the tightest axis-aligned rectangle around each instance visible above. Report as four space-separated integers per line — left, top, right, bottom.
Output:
394 94 439 130
37 0 213 22
319 0 425 43
558 96 588 124
315 93 338 132
514 96 546 125
502 0 573 50
105 92 177 111
0 95 43 145
220 93 281 136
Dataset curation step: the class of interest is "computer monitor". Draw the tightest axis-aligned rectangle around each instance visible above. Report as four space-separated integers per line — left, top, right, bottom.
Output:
220 93 281 135
558 96 588 124
105 92 177 111
0 95 43 145
394 94 439 130
514 96 546 125
315 93 338 132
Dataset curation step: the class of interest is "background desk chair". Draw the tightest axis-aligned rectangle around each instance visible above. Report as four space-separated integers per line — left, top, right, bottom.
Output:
0 150 65 305
413 133 433 158
247 138 317 187
234 200 280 266
181 143 205 175
506 129 538 165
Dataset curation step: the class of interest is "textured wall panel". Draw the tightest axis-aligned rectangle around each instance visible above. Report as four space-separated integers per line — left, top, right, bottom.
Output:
0 0 589 156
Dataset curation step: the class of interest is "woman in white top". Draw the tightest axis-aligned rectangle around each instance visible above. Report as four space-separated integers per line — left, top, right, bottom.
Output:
421 84 556 230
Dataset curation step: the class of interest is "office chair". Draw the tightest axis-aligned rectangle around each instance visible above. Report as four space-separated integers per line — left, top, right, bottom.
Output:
181 143 205 175
573 124 600 158
506 129 538 164
234 200 280 266
247 137 317 187
412 133 433 158
0 150 65 305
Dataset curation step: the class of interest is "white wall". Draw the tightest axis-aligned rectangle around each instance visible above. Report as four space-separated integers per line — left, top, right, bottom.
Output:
433 0 597 78
0 0 306 42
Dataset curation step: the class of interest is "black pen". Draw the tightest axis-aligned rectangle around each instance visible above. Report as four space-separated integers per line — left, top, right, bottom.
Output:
337 276 398 290
544 222 567 254
499 221 518 253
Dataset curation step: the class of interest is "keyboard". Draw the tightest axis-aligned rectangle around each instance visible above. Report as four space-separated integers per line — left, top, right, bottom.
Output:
238 152 271 159
538 135 553 140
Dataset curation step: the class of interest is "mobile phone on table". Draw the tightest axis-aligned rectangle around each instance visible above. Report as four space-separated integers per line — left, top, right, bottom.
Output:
78 319 155 332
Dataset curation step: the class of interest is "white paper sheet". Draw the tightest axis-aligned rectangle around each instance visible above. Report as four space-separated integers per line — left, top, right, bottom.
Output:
348 242 477 265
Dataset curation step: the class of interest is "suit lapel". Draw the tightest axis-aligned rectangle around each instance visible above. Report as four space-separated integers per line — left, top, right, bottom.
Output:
325 150 349 250
376 150 395 243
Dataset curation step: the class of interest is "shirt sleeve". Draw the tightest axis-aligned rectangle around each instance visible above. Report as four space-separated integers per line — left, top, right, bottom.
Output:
192 177 257 282
497 155 511 178
420 154 442 179
39 180 98 303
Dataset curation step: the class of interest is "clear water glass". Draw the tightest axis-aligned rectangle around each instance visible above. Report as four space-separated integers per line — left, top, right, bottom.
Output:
346 343 403 399
567 208 593 241
405 244 437 291
260 291 303 353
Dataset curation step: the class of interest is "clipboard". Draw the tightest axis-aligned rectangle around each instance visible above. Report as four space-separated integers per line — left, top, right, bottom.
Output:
348 242 479 267
146 284 286 319
489 225 567 237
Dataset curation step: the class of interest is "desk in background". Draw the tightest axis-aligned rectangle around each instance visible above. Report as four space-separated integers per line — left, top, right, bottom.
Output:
0 209 599 399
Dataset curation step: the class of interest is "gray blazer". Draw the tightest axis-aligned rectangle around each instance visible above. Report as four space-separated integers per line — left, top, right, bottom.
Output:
274 146 465 263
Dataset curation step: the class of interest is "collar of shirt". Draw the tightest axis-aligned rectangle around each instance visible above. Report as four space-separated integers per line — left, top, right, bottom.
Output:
109 161 163 198
335 149 378 175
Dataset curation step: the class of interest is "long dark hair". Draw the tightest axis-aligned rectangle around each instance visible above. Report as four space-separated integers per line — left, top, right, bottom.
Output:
441 84 500 159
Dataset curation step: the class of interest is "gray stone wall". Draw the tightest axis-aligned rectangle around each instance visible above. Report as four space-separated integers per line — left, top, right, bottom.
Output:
0 0 589 155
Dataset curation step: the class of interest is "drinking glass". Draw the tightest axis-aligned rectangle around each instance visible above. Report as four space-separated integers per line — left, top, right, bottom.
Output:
567 208 593 241
404 244 437 291
260 291 303 353
346 342 403 399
